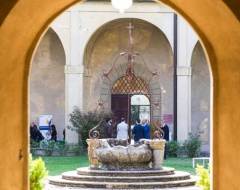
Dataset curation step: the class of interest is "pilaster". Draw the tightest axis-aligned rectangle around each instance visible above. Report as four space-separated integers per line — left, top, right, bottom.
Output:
177 17 192 141
65 10 84 144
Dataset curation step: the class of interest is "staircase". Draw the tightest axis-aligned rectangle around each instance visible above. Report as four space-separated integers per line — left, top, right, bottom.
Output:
49 167 199 189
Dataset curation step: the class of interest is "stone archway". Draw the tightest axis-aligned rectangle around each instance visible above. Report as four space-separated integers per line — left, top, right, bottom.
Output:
30 28 66 140
99 63 162 121
82 18 173 113
0 1 240 190
191 41 210 154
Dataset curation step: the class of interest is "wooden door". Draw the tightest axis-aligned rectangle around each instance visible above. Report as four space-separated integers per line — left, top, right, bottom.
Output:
111 94 131 142
111 94 129 123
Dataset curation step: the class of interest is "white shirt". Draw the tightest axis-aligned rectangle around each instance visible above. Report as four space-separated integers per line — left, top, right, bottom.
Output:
116 121 129 139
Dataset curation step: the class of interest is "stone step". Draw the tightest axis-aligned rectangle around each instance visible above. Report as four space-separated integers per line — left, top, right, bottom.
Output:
62 170 190 182
49 175 198 189
77 167 175 176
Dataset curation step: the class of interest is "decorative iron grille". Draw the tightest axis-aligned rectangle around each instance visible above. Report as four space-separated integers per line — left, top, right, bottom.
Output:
112 75 150 95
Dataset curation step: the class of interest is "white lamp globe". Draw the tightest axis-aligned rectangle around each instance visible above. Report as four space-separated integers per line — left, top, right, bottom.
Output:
111 0 133 13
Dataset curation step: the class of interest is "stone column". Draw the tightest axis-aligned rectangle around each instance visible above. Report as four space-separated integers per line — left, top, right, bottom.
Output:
65 10 84 144
65 65 84 144
177 17 193 141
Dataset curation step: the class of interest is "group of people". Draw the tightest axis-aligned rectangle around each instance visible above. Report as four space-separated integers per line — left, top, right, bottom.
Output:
30 122 44 142
104 117 169 159
132 118 150 143
30 122 58 142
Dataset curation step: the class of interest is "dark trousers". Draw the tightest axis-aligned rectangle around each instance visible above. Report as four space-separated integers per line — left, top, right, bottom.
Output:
164 143 167 159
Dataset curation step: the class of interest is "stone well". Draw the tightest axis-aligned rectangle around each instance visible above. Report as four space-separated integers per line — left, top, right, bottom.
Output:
87 138 166 171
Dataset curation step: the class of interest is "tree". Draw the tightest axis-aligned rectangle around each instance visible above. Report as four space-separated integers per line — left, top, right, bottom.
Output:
67 106 114 146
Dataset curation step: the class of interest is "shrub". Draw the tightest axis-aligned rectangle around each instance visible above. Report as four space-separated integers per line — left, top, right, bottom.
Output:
55 141 69 156
30 139 40 148
68 144 87 156
166 140 180 157
30 139 40 156
67 106 114 145
41 139 55 156
182 131 202 158
29 154 48 190
195 164 210 190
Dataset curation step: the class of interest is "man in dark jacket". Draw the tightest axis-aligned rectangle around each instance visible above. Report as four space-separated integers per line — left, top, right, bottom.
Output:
104 117 113 138
142 119 150 139
161 119 169 159
132 118 144 144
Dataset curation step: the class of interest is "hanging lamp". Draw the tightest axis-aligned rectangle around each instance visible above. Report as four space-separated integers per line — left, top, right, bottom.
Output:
111 0 133 13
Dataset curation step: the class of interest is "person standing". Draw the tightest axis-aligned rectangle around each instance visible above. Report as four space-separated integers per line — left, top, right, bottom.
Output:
116 118 129 140
132 118 144 144
104 117 113 138
50 124 57 142
30 122 35 137
142 119 150 139
31 124 44 142
63 129 65 140
161 119 169 159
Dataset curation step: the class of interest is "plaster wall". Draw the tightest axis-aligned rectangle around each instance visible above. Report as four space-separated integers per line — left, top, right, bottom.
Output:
82 18 174 131
63 2 175 61
30 28 65 140
191 42 210 153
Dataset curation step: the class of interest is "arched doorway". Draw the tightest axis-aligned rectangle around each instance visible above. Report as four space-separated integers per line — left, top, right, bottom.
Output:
111 75 151 141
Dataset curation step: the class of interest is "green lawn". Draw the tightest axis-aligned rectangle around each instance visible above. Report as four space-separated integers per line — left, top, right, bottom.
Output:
162 157 196 175
34 156 200 176
33 156 89 176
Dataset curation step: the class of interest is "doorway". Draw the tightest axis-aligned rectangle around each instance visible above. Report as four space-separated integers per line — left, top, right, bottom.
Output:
130 94 150 127
111 76 151 141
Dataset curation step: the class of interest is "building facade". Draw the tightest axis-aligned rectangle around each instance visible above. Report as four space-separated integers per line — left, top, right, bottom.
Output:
30 1 210 153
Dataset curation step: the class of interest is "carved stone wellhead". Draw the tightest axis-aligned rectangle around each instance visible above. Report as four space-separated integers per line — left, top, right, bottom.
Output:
87 138 166 171
87 117 166 170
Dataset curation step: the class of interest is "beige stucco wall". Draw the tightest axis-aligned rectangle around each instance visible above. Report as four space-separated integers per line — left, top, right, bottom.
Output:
0 0 240 189
30 28 65 140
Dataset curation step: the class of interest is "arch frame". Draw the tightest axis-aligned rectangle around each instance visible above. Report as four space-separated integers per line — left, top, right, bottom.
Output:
0 0 240 189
